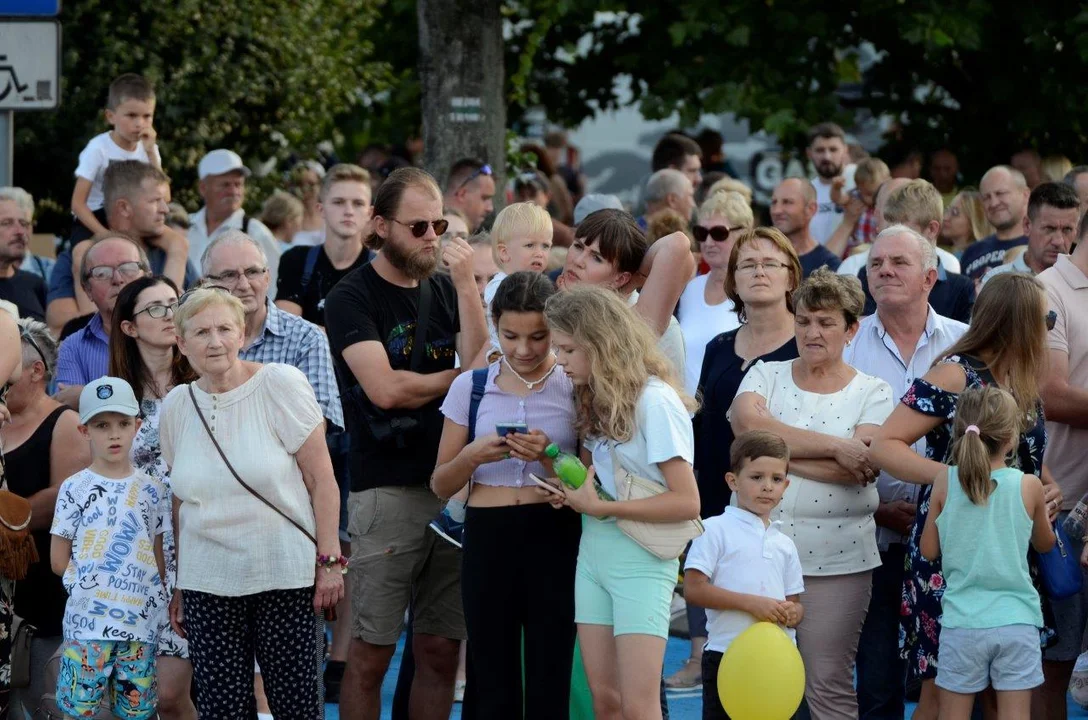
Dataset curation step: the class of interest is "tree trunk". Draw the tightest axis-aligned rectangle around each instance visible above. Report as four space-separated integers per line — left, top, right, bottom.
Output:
418 0 506 205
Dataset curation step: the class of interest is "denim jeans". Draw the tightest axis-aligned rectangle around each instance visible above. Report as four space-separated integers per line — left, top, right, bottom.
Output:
856 545 907 720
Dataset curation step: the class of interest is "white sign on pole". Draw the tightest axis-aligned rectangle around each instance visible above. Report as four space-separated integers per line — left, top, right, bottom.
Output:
0 20 60 110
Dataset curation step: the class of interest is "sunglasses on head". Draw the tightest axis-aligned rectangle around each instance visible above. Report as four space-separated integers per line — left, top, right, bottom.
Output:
457 164 492 191
693 225 738 243
20 329 47 368
392 218 449 238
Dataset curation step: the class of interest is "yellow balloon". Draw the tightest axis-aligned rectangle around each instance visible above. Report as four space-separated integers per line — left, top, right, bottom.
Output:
717 622 805 720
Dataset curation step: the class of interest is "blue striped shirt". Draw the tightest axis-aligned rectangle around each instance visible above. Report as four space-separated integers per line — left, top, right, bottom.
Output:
239 300 344 430
55 313 110 386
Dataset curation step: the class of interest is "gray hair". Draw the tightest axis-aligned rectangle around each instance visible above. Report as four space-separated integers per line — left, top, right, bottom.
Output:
1064 165 1088 187
79 233 151 289
644 169 691 205
17 317 58 383
873 223 938 273
200 229 267 276
0 186 34 218
981 165 1028 190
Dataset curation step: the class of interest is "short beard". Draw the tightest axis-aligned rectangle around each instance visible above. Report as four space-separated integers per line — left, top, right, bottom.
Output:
815 162 843 180
992 217 1021 233
383 236 438 280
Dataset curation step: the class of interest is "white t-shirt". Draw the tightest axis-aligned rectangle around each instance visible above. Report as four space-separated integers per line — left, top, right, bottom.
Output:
685 506 805 653
809 178 844 246
483 270 509 352
74 132 160 212
627 290 686 381
50 468 169 643
587 377 694 499
731 360 894 576
160 364 323 596
677 274 740 395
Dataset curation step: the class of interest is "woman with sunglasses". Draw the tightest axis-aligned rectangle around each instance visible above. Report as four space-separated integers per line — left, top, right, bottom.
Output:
676 191 754 397
108 275 198 720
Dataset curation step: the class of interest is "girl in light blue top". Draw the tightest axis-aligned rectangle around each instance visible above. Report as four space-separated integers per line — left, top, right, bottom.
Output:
921 386 1055 719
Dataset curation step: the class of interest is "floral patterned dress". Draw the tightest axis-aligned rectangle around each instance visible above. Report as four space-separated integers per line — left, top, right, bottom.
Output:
132 396 188 659
899 355 1047 679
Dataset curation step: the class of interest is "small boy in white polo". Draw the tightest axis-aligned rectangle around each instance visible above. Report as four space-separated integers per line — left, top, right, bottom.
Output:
683 431 804 720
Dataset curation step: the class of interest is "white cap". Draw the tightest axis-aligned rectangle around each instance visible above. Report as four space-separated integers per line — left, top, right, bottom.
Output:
198 149 252 180
573 194 624 226
79 377 140 425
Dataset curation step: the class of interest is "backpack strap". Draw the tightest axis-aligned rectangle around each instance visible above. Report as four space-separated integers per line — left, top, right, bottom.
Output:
300 245 323 297
467 368 488 442
241 214 251 234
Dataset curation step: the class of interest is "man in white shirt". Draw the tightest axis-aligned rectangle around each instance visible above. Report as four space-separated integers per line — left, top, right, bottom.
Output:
806 122 849 245
843 224 967 720
980 181 1079 286
188 149 281 287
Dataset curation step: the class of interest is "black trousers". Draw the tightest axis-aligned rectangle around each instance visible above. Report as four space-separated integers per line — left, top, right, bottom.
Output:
183 587 320 720
460 503 581 719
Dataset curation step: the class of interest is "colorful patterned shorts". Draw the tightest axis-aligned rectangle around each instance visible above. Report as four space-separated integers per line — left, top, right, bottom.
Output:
56 639 157 720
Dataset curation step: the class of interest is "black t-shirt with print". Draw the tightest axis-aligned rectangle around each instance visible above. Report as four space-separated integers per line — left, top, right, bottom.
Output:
325 263 460 490
0 269 46 321
275 244 373 326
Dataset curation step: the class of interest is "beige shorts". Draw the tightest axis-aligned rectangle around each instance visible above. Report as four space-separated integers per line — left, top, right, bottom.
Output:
348 486 465 645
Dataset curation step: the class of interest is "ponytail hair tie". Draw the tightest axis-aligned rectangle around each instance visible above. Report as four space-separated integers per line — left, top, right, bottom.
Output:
965 425 980 435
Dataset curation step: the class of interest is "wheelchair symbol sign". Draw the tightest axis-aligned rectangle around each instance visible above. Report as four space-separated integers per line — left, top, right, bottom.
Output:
0 21 61 111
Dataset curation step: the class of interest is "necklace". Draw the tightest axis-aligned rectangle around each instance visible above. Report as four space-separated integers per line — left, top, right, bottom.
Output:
501 355 558 391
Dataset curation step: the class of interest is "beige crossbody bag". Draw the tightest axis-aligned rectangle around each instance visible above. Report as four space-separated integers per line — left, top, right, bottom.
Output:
609 445 703 560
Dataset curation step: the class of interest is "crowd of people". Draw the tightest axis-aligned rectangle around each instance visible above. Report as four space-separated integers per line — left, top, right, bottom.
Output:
2 70 1088 720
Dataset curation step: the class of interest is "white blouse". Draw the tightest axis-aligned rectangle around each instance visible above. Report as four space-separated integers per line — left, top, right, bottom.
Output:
731 360 894 576
160 363 323 596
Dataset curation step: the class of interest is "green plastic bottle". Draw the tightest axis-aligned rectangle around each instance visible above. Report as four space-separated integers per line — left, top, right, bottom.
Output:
544 444 615 502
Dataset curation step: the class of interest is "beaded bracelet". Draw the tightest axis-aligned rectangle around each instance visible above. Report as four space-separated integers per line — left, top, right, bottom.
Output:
317 554 349 574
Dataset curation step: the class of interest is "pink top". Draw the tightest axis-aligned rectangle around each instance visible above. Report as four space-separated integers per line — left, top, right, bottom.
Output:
440 361 577 488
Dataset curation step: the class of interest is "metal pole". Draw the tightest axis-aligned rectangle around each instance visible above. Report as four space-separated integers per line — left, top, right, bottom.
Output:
0 111 11 187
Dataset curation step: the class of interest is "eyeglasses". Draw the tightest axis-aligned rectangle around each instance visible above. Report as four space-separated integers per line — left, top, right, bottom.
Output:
1046 310 1057 332
205 266 267 287
694 225 739 243
86 262 147 283
392 218 449 238
134 301 179 320
178 284 230 307
736 260 788 275
20 329 47 368
456 164 492 191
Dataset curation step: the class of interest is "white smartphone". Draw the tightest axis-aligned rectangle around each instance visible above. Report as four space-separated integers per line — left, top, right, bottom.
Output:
528 472 565 497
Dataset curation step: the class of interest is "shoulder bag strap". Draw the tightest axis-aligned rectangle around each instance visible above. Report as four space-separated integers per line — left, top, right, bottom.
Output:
409 279 433 373
467 367 488 442
187 384 316 546
299 244 322 297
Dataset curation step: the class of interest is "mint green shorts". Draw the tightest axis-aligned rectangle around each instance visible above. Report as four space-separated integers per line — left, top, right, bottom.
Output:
574 516 679 638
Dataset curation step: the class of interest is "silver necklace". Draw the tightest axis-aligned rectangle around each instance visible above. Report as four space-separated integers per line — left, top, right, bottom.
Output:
501 355 558 391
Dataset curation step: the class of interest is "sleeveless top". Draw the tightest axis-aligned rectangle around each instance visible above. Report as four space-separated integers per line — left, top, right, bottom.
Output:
936 466 1042 630
5 405 71 636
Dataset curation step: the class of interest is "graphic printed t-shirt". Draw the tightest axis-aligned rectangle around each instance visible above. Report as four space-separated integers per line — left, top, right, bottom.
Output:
50 468 168 643
809 179 844 245
325 263 461 490
276 244 373 326
959 234 1028 283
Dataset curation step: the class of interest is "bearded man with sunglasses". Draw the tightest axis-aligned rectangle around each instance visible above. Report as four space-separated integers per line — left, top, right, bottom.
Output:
325 167 487 720
55 233 151 407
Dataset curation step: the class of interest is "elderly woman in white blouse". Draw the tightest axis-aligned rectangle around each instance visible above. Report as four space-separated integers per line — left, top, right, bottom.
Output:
729 268 894 720
159 287 342 720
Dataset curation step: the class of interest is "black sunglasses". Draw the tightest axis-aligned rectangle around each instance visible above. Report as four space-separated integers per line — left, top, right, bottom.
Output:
1046 310 1057 332
456 164 492 191
392 218 449 238
693 225 738 243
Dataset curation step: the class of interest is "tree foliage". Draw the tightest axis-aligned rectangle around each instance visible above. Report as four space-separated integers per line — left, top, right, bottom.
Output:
15 0 387 228
503 0 1088 176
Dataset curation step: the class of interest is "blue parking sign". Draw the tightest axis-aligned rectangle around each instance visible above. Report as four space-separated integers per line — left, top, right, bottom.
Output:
0 0 61 16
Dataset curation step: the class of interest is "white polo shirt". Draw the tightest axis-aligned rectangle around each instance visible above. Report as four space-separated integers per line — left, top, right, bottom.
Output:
843 306 968 549
685 506 804 653
188 207 282 288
